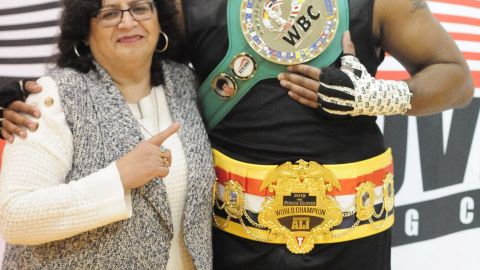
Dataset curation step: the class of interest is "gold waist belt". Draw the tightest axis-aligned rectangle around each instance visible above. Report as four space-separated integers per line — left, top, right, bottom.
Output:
212 149 395 254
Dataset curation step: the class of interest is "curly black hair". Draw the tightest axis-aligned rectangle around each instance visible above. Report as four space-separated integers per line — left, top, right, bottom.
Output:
56 0 186 86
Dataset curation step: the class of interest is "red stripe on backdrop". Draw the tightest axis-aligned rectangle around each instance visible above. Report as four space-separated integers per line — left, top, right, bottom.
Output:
385 52 480 60
377 71 410 81
463 52 480 61
448 33 480 43
429 0 480 8
434 14 480 27
377 71 480 88
469 71 480 88
0 140 4 167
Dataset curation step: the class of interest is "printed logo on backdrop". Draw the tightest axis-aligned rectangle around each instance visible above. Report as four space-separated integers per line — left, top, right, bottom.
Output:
384 99 480 246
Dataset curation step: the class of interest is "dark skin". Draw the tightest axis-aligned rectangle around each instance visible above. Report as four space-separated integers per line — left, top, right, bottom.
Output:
1 0 474 142
278 0 473 113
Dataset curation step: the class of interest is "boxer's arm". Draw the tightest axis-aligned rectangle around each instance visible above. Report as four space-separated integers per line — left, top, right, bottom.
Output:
1 80 42 142
374 0 474 116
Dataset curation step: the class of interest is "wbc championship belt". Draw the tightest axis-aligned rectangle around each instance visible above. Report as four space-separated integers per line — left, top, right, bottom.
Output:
198 0 349 130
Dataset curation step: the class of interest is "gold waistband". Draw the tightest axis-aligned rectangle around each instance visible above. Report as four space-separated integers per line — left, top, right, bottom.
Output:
212 149 395 254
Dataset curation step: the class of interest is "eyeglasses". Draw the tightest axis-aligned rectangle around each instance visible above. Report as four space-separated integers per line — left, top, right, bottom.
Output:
95 1 156 27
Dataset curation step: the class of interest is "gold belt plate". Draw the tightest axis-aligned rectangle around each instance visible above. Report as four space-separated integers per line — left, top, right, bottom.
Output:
258 160 343 254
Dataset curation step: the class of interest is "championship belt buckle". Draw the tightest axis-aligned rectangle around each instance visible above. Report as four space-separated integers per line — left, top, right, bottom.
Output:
241 0 340 65
259 160 343 254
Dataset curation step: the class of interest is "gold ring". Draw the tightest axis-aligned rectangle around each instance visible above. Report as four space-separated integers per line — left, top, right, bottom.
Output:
162 157 170 167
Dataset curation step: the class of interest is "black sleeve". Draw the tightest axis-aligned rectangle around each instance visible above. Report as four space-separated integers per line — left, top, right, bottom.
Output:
181 0 228 81
0 79 29 109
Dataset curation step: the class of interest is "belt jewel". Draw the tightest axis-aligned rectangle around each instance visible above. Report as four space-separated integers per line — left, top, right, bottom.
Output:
224 180 246 219
258 160 343 254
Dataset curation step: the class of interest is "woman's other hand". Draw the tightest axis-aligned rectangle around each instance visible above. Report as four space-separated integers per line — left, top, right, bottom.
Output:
116 122 181 189
1 81 42 142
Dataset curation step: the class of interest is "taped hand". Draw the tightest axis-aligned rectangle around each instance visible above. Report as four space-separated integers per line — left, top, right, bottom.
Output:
317 54 412 116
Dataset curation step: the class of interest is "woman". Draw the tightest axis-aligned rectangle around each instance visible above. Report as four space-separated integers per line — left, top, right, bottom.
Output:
0 0 215 269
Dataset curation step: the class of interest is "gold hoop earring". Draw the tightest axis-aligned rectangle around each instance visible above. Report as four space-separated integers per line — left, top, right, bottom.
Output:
74 44 81 57
74 41 89 58
155 31 169 53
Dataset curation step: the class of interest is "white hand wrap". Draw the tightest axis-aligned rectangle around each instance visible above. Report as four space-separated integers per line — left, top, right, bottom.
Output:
317 55 412 116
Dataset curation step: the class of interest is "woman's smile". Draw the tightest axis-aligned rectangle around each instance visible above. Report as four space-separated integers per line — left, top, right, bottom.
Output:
117 35 144 44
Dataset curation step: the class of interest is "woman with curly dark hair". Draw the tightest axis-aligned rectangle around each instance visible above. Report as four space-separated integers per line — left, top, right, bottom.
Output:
0 0 215 269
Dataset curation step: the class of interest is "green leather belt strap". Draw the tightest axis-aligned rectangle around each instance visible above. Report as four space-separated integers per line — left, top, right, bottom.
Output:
199 0 350 131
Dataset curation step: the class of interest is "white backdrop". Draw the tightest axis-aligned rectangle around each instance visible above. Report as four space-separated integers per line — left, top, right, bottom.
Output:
0 0 479 269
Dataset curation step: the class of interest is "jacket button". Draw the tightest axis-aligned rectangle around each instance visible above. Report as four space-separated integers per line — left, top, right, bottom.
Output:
44 97 54 107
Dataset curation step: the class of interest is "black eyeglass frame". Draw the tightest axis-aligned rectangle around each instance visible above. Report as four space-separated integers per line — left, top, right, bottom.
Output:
94 1 157 27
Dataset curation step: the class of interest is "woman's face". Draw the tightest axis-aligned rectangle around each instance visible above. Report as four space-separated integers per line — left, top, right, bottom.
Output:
88 0 160 68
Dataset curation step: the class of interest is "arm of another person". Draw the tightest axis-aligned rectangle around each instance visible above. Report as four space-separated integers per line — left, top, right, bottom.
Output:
0 77 132 245
278 0 473 115
374 0 474 115
0 80 41 142
175 0 185 34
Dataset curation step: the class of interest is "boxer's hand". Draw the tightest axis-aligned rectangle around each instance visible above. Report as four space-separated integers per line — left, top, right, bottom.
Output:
277 32 357 110
1 81 42 142
278 32 411 116
316 54 411 116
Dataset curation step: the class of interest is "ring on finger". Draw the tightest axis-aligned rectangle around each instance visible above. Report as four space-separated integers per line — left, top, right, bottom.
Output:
159 145 167 154
162 157 170 167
